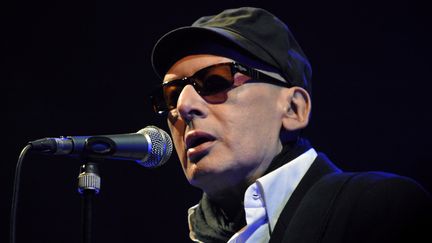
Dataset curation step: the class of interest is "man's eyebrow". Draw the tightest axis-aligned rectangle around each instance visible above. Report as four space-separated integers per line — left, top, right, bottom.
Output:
163 74 183 84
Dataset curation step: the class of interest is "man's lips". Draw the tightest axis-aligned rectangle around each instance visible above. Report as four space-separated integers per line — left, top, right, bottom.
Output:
185 130 216 162
185 130 216 150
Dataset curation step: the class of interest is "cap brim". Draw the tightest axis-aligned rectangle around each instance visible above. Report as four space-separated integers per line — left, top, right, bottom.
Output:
151 26 251 79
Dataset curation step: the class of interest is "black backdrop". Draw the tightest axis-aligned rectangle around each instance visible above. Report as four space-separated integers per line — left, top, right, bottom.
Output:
2 0 431 242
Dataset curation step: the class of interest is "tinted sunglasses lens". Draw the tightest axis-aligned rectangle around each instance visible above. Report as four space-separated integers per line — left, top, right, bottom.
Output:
163 81 185 111
156 63 235 114
150 90 168 114
195 64 234 96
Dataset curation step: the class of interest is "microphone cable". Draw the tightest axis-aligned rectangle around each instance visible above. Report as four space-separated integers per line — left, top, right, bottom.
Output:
10 144 32 243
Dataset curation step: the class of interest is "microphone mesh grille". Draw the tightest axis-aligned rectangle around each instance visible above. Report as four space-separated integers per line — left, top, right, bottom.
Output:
138 126 173 168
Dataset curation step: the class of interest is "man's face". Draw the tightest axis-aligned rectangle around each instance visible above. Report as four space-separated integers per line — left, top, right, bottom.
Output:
164 54 286 197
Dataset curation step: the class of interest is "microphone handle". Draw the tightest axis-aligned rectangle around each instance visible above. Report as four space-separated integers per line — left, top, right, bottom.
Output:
29 133 151 161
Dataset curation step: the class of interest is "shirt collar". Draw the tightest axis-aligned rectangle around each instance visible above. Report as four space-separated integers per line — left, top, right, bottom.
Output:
254 148 317 231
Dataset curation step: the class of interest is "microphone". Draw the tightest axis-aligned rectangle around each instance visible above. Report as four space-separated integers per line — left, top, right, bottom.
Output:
28 126 173 168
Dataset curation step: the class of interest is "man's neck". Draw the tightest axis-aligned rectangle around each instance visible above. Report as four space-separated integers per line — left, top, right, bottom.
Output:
204 184 247 221
205 138 311 219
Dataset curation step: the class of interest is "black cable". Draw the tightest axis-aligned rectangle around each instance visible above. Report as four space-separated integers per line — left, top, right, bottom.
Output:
10 145 32 243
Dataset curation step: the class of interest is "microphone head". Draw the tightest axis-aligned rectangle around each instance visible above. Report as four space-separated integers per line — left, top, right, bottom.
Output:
137 126 173 168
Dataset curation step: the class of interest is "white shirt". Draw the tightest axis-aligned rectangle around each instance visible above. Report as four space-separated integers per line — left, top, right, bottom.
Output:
189 148 318 243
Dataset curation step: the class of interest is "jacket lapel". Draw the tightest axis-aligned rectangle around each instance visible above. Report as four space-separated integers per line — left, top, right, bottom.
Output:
269 153 342 243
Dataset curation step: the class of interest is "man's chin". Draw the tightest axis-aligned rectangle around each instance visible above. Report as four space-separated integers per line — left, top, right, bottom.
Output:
187 165 219 188
187 165 209 184
187 166 236 193
187 150 210 164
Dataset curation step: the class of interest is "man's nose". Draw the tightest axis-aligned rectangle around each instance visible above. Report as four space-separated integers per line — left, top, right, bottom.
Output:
176 85 208 122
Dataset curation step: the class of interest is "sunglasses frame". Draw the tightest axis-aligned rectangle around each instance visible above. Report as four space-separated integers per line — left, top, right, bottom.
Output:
150 62 291 115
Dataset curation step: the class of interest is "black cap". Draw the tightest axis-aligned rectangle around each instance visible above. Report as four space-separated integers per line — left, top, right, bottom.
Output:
151 7 312 93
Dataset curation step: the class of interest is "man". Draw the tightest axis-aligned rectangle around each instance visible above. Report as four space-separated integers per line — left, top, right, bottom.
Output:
149 7 431 243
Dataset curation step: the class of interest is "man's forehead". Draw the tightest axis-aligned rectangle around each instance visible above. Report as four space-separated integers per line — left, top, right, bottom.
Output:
163 54 233 82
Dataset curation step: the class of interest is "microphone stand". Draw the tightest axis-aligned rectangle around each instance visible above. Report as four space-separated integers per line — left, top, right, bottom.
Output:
77 163 101 243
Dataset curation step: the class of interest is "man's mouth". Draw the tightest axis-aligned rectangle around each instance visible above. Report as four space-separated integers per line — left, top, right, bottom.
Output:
185 131 216 150
185 131 216 162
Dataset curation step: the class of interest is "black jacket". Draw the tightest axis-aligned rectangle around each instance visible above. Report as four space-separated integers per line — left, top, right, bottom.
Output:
269 153 431 243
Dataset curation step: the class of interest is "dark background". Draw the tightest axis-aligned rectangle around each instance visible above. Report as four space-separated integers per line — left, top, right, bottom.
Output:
2 0 431 242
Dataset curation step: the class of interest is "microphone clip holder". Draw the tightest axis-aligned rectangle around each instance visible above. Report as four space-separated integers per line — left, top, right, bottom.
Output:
77 162 101 243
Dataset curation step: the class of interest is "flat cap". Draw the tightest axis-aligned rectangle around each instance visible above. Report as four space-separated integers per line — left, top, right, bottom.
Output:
151 7 312 92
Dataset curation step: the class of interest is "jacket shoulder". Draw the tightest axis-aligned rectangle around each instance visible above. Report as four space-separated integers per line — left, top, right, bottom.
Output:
344 170 427 189
325 171 431 243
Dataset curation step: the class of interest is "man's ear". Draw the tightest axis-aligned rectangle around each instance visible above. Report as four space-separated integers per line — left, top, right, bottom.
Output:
280 86 311 131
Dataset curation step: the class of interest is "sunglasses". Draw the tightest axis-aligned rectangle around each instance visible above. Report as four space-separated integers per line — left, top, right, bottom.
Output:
150 62 291 115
